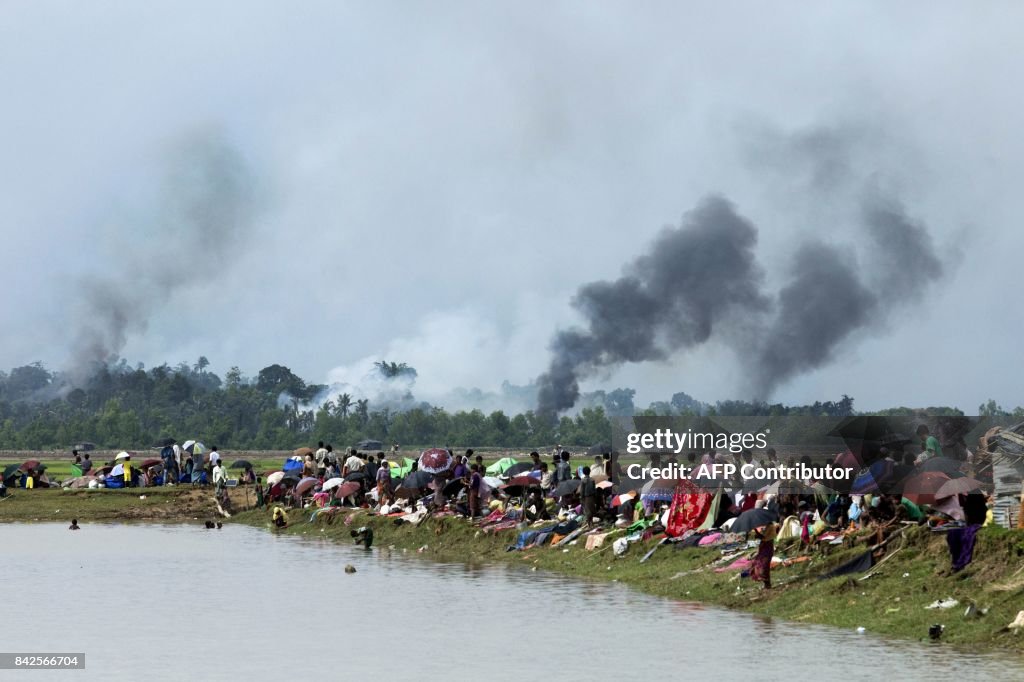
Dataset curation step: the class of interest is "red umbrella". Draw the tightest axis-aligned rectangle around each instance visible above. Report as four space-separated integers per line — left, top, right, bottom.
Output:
504 476 542 488
612 491 637 507
418 448 453 475
901 471 950 506
335 481 361 498
21 459 41 472
139 458 162 469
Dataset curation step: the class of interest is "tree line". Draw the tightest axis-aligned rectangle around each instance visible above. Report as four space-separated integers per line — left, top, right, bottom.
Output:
0 359 1010 451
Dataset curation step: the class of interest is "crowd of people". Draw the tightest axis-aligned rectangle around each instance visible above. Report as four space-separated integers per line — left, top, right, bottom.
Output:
259 426 1000 592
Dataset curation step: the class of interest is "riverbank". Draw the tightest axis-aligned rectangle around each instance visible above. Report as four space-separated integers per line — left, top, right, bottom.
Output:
0 487 238 522
233 505 1024 653
5 488 1024 654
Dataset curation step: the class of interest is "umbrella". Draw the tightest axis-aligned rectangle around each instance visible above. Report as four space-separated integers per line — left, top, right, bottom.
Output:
640 478 679 502
266 471 285 486
182 440 206 455
322 477 344 491
482 476 504 490
596 480 613 490
851 459 895 495
501 476 542 496
935 476 986 499
161 438 177 447
611 491 637 507
485 457 517 475
114 451 131 461
918 457 964 476
4 463 21 479
230 459 253 470
504 462 535 477
393 485 422 499
506 475 541 488
282 473 301 484
419 448 454 475
21 459 42 471
730 508 779 534
139 458 162 469
344 471 368 482
552 479 580 497
900 471 951 506
443 479 467 497
591 473 609 485
335 481 361 498
851 469 881 494
295 477 318 495
91 465 113 477
293 447 314 457
402 470 434 490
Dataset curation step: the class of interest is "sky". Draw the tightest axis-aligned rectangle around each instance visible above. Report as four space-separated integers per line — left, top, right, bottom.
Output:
1 2 1022 413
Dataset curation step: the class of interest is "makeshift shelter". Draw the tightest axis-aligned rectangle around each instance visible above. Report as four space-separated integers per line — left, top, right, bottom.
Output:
665 480 719 537
485 457 517 475
982 422 1024 528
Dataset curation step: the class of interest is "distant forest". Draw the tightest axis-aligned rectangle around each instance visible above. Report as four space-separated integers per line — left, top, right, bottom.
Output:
0 359 1018 451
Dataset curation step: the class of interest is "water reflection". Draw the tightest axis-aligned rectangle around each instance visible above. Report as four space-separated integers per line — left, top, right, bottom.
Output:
2 523 1022 682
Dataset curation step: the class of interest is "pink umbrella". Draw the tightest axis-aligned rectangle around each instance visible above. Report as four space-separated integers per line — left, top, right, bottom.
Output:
335 481 361 498
418 448 454 475
295 477 319 495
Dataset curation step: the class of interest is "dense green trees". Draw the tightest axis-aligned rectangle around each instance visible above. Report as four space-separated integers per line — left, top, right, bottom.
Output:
0 360 1004 451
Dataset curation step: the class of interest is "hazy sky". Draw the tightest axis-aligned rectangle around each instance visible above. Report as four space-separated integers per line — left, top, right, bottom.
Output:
2 2 1022 412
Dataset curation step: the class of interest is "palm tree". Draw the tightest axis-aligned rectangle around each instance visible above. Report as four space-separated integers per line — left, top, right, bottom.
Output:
336 393 352 418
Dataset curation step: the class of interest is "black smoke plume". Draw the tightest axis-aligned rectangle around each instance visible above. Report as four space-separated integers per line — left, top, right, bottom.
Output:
536 180 946 418
535 196 768 417
68 128 260 382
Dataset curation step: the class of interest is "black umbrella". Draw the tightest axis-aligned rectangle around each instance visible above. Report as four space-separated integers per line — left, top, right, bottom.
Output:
162 438 177 447
230 459 253 470
918 457 964 476
282 473 301 484
551 479 580 498
504 462 534 477
402 470 433 489
443 478 466 497
587 443 611 456
3 463 21 479
344 471 368 483
729 508 779 534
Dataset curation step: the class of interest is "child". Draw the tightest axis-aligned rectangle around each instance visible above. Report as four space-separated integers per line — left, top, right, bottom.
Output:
69 519 80 530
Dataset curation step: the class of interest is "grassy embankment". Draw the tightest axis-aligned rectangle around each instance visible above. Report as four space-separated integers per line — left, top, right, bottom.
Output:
233 505 1024 653
7 451 1024 652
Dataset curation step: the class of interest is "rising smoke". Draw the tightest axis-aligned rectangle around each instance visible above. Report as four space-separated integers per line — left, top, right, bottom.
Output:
68 128 260 383
535 196 768 416
535 128 947 418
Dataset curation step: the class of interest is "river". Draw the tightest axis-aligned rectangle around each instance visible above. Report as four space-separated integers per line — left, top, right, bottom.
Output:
3 523 1022 681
